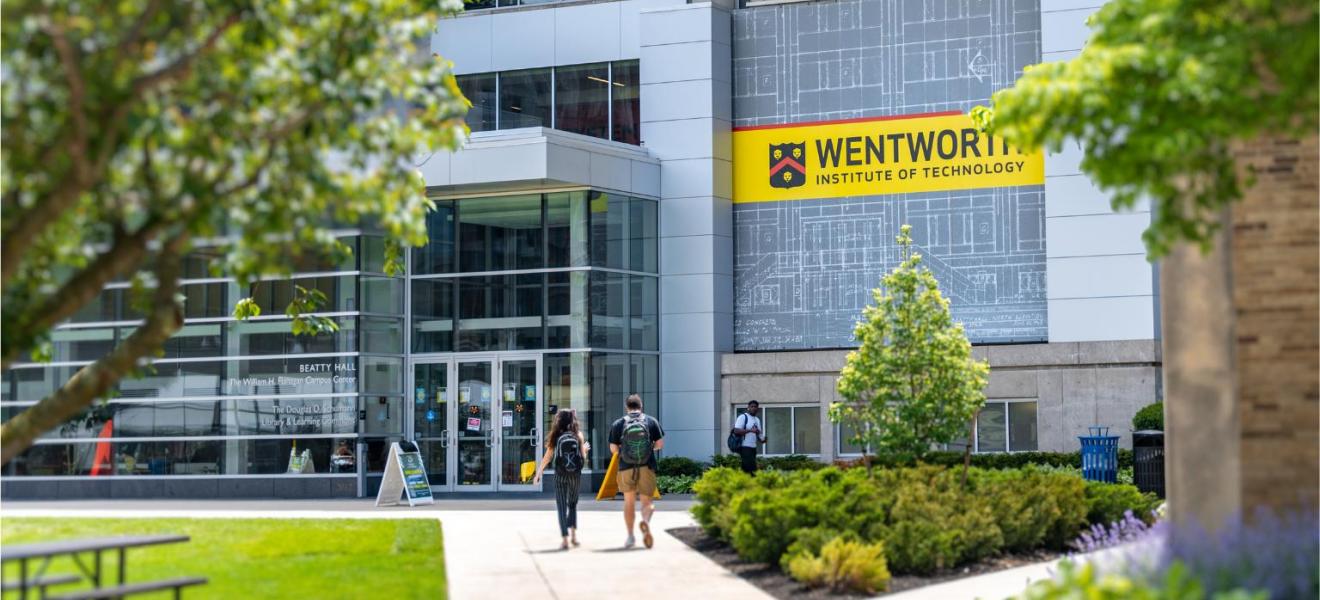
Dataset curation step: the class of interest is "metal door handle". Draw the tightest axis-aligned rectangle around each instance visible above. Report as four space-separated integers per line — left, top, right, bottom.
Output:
439 430 449 448
528 427 538 448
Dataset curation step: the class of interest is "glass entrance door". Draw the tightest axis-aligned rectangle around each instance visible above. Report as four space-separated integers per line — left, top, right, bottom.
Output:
408 355 543 492
411 362 451 491
498 357 541 490
455 360 495 490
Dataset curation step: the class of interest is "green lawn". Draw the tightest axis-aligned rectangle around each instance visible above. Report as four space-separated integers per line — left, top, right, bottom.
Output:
1 517 445 599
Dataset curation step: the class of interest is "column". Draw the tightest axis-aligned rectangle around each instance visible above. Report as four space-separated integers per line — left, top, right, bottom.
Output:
639 3 733 460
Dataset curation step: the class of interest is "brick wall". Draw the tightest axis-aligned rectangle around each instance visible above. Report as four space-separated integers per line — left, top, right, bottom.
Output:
1231 135 1320 513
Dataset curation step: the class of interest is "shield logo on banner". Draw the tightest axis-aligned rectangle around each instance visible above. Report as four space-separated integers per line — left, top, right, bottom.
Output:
769 142 806 189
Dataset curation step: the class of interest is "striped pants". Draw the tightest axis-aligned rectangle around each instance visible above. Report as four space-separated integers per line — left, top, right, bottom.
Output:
554 471 581 537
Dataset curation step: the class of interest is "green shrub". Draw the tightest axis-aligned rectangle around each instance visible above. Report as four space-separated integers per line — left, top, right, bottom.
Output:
762 454 827 471
778 526 860 571
691 467 753 539
727 470 824 563
974 466 1088 551
868 467 1002 574
657 474 698 494
1132 403 1164 431
710 454 742 470
836 450 1135 471
1084 480 1161 525
694 462 1104 576
787 538 891 595
711 453 830 473
657 456 707 478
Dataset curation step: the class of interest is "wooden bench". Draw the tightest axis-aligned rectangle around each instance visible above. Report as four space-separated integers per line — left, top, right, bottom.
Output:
46 576 207 600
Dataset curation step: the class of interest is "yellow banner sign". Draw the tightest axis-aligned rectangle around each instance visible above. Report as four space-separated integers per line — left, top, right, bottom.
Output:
732 111 1044 203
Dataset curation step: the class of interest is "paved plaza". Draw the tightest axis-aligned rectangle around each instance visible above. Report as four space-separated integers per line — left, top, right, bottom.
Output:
3 498 1065 599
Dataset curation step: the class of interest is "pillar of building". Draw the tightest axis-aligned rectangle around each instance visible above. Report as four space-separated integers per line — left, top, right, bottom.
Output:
639 3 733 460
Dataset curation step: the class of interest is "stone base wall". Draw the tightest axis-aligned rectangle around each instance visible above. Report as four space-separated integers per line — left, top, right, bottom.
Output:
721 340 1161 461
1 477 360 500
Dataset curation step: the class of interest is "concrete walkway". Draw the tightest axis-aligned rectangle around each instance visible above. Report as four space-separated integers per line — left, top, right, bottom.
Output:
881 559 1060 600
2 499 768 600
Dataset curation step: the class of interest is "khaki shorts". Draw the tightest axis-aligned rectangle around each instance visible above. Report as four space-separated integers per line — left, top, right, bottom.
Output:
617 466 656 496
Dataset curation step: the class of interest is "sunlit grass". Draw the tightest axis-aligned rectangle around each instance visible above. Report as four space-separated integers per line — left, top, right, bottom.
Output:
1 517 445 599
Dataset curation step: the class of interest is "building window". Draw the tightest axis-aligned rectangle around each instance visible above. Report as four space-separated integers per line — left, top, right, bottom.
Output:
734 404 821 456
836 421 869 456
974 400 1038 453
498 68 552 129
554 63 610 139
610 60 640 145
456 73 497 133
455 62 641 145
458 194 543 272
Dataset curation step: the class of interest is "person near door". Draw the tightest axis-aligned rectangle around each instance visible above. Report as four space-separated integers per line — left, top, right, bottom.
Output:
608 394 665 549
534 408 590 550
731 400 766 474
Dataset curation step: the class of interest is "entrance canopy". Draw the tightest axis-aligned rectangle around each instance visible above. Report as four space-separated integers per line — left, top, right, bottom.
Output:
418 127 660 199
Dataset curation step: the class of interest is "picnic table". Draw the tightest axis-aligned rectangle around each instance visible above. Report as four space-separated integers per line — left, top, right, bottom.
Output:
1 535 206 599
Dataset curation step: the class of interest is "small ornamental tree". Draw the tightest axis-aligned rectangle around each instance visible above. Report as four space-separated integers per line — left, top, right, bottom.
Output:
831 225 990 469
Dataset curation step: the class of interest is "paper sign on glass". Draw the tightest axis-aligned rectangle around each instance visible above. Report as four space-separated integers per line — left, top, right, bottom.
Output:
466 417 481 432
502 411 513 428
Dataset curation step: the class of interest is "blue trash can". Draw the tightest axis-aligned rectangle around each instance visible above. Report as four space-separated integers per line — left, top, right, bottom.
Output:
1079 426 1119 483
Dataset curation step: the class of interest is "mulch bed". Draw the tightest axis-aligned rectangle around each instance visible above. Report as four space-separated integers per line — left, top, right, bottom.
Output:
668 526 1062 599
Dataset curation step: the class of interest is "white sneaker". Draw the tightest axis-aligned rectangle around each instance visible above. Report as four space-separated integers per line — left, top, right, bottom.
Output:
624 535 636 548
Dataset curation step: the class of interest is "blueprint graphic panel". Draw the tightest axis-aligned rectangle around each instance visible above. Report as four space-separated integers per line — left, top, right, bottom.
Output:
732 0 1047 350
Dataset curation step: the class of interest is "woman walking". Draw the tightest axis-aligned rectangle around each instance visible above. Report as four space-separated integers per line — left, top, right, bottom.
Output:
533 409 590 549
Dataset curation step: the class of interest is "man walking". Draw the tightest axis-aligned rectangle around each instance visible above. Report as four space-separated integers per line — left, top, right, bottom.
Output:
609 394 664 549
731 400 765 474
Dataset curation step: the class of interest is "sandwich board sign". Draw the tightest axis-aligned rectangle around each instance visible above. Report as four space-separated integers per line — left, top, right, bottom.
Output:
375 441 434 507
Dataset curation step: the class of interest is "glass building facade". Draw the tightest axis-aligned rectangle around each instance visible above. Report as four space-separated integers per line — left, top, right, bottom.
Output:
455 60 641 145
1 190 658 495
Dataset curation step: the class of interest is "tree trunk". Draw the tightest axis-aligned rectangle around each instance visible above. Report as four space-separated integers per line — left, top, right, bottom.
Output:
0 244 185 465
1 218 166 371
960 424 973 488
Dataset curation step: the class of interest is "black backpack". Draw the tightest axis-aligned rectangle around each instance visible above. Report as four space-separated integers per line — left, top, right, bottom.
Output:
555 432 583 474
619 413 653 467
726 414 745 453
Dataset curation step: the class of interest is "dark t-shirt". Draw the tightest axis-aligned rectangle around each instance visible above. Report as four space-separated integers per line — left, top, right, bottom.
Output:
608 411 664 472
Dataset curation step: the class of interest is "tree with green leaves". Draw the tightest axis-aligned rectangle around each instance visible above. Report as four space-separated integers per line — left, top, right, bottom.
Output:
831 225 990 468
0 0 470 462
970 0 1317 257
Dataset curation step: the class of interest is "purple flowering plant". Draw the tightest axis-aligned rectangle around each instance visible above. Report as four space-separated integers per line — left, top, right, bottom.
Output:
1068 506 1318 599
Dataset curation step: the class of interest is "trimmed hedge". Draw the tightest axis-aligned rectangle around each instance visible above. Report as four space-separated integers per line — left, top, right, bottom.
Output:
1083 480 1161 525
657 474 698 494
692 465 1106 575
657 456 707 478
710 453 827 472
1132 403 1164 431
709 450 1138 474
832 450 1136 472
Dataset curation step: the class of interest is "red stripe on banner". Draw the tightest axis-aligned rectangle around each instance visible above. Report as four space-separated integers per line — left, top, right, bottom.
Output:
768 156 806 175
732 110 964 132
